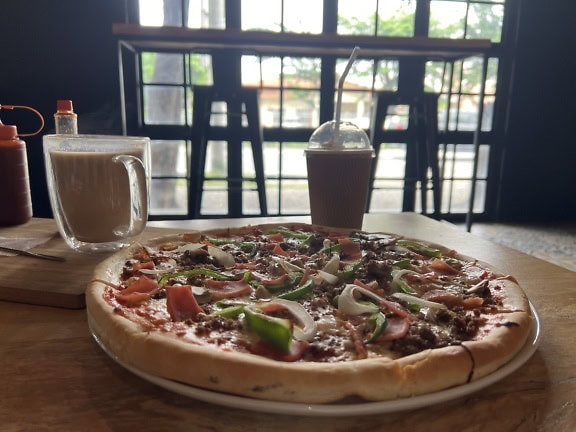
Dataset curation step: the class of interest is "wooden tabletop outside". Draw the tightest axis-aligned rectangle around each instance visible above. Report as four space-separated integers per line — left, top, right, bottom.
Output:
1 214 574 431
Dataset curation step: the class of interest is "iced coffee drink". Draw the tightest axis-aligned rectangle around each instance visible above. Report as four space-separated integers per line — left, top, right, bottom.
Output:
305 120 374 229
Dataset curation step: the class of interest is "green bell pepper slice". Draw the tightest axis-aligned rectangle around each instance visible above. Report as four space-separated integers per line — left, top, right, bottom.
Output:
397 240 441 258
213 305 245 318
340 260 363 280
159 268 239 285
390 269 418 294
301 234 317 246
244 305 293 353
277 279 314 300
392 258 412 270
365 312 387 343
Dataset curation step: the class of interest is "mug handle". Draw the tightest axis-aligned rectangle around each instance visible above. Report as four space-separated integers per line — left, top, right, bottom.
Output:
112 155 148 237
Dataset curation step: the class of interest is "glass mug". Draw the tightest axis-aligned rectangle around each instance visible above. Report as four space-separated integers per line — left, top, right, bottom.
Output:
43 134 150 253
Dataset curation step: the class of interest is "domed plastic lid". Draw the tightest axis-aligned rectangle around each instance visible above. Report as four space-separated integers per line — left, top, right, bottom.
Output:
308 120 372 151
0 121 18 140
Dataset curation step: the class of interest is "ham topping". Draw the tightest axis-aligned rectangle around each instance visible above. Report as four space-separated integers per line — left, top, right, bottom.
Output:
115 276 160 306
272 243 291 257
338 238 362 261
375 316 410 342
121 276 159 295
132 261 155 274
250 272 291 285
204 280 253 300
428 258 460 275
165 285 204 321
422 289 463 308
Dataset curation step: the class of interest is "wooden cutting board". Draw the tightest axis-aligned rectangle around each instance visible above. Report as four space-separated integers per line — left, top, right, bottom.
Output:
0 218 181 309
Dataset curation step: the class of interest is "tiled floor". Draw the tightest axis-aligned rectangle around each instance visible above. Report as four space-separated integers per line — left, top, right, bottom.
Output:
467 222 576 272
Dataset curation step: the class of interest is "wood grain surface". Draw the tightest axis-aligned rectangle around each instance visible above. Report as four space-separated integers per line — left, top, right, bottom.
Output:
1 214 575 432
0 219 181 308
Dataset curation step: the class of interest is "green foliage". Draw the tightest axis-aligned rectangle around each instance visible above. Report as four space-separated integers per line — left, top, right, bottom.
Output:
141 52 157 83
337 11 414 37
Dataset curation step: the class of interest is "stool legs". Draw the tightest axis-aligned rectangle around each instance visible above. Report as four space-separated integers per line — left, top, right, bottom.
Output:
190 87 213 217
243 90 268 216
366 97 386 211
190 86 267 218
403 103 421 212
368 93 441 217
423 96 441 218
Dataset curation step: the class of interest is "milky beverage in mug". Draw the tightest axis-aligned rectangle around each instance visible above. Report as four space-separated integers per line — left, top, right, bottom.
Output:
44 135 149 253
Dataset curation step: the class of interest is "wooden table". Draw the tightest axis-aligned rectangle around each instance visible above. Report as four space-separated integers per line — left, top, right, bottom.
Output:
1 214 575 431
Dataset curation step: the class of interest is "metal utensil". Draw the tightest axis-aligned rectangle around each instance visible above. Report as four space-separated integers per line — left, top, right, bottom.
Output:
0 245 66 262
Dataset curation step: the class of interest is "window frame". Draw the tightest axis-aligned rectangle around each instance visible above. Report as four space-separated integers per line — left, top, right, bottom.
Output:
118 0 514 223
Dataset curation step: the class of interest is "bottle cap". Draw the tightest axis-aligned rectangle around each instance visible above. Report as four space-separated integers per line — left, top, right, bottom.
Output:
57 100 74 113
0 120 18 141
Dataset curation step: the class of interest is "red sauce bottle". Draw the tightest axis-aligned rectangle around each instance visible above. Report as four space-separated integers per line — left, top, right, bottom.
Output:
0 121 32 226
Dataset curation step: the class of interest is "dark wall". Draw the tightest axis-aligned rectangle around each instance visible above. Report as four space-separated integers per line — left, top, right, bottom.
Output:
1 1 575 222
0 0 125 217
496 0 576 222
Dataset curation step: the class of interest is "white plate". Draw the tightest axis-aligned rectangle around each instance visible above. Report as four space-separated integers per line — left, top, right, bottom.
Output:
89 304 541 417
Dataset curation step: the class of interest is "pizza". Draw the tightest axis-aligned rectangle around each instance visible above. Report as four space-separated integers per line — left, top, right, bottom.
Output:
86 223 533 404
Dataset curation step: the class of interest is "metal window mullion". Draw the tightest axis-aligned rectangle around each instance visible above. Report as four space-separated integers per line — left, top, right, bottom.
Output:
439 60 455 213
466 55 489 231
136 51 146 131
444 60 459 213
277 56 286 212
320 56 336 124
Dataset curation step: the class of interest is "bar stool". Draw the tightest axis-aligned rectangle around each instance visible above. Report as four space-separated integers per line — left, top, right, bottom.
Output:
190 85 267 218
367 91 441 218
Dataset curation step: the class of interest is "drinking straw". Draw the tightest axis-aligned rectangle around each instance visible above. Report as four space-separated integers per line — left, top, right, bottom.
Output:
333 46 360 142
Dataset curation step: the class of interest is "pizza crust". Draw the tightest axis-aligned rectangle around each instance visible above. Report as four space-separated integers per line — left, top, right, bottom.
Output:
463 311 533 380
86 224 534 403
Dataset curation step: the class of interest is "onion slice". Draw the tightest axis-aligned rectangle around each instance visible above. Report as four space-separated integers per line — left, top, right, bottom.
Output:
322 254 340 275
272 256 304 273
139 268 172 275
270 299 317 341
337 284 380 315
139 259 177 275
177 243 206 253
317 269 339 285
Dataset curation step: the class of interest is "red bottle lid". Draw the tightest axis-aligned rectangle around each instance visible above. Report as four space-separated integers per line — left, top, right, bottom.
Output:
57 99 75 113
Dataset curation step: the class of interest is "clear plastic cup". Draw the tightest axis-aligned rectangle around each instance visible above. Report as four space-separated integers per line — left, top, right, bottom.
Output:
305 120 374 229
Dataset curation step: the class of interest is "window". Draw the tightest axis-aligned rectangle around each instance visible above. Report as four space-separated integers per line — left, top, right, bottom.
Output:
337 0 416 37
139 0 225 28
124 0 506 220
429 0 505 43
242 0 323 33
